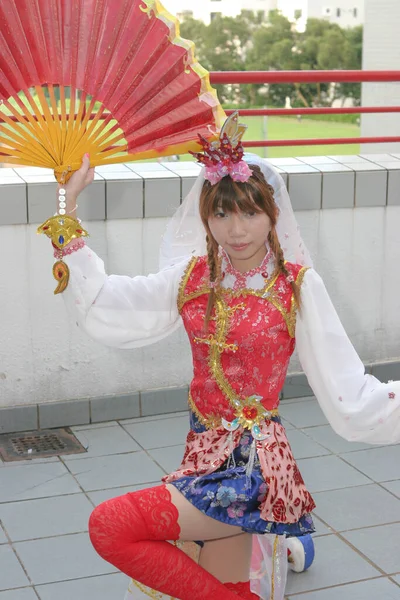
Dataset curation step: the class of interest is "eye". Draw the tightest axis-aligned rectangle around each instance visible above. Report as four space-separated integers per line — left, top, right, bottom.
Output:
214 210 227 218
245 211 256 217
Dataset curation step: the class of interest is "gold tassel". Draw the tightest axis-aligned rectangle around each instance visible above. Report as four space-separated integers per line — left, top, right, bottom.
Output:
52 261 70 295
38 215 89 294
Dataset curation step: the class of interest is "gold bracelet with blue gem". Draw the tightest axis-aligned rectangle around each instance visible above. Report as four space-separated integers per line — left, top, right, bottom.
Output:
37 215 89 294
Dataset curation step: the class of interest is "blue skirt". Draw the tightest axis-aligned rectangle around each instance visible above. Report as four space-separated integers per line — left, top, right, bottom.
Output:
170 412 315 537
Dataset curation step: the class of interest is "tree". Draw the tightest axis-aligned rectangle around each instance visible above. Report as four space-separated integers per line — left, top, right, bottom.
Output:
179 17 207 63
338 26 363 105
180 14 251 103
179 12 363 109
290 19 363 107
245 11 297 107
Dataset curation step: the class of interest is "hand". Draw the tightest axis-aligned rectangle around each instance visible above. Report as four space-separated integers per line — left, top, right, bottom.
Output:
57 154 95 214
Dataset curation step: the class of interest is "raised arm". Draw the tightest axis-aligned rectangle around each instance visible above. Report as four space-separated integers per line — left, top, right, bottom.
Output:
42 154 188 349
295 269 400 445
61 246 189 349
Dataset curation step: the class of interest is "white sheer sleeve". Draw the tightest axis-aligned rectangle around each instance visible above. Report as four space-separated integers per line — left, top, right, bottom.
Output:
61 245 190 349
295 269 400 445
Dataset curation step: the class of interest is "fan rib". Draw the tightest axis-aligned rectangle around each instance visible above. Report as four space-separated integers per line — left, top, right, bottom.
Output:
0 0 224 181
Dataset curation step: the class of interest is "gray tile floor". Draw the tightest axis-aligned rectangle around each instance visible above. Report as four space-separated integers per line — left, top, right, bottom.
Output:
1 397 399 600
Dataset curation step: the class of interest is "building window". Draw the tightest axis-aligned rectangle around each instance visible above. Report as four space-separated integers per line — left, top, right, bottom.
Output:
353 7 358 17
322 7 332 16
179 10 193 19
210 12 221 21
336 8 341 17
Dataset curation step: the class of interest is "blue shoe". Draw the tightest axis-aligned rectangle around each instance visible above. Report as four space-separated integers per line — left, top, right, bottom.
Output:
287 534 315 573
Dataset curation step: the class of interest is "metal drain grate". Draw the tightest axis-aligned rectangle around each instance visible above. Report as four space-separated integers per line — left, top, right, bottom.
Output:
0 428 87 461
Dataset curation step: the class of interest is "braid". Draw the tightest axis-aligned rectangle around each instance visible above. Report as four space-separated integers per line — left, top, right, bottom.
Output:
204 234 220 329
268 228 301 309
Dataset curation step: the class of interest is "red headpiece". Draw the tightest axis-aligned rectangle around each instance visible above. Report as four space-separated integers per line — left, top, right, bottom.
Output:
190 112 253 185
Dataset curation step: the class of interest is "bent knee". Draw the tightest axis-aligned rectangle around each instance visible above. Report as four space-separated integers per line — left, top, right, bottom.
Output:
88 501 114 558
88 495 147 558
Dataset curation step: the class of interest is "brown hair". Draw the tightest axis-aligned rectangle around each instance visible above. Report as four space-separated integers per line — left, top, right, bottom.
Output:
199 165 301 326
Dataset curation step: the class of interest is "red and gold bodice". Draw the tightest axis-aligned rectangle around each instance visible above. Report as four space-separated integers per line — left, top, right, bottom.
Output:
178 255 308 429
165 255 316 524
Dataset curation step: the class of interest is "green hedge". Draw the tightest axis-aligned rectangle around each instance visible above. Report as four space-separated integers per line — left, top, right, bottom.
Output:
222 104 360 125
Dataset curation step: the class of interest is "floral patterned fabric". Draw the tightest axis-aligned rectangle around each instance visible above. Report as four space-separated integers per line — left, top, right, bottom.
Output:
166 413 315 536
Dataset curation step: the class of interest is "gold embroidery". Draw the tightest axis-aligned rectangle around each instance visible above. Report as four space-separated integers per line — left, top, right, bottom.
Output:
220 268 280 299
287 266 310 338
262 286 291 333
179 287 209 308
178 264 281 311
193 302 245 353
179 260 303 427
206 297 279 429
208 297 245 407
270 535 279 600
188 391 221 429
188 391 279 430
129 579 174 599
177 256 197 313
179 262 285 425
193 334 239 353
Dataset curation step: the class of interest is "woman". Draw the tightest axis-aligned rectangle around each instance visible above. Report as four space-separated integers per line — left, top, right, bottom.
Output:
39 115 400 600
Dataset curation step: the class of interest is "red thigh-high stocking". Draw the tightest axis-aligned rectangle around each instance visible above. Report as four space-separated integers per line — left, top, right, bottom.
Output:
89 485 246 600
225 581 260 598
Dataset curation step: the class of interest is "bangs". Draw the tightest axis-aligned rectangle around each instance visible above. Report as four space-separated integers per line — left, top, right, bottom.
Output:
204 173 265 219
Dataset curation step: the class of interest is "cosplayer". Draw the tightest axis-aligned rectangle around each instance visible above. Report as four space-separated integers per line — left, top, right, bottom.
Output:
39 114 400 600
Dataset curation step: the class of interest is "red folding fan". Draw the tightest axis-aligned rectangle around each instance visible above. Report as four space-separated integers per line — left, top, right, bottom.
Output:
0 0 224 182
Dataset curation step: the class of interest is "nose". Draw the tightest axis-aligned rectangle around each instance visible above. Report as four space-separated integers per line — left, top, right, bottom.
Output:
228 213 246 238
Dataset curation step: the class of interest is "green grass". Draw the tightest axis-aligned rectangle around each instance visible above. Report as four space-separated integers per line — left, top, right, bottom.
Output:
243 115 360 158
170 116 360 162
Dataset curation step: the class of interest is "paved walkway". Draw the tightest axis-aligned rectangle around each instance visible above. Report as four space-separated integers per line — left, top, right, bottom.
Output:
1 396 399 599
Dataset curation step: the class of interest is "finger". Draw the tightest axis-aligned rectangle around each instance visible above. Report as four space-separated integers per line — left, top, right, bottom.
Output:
84 168 95 186
79 153 91 172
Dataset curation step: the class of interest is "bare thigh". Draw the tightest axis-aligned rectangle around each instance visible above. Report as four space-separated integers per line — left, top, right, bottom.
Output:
166 484 253 583
166 484 243 541
199 535 253 583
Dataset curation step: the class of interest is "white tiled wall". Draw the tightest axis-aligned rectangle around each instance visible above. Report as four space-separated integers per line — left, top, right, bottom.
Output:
2 155 399 225
1 155 400 409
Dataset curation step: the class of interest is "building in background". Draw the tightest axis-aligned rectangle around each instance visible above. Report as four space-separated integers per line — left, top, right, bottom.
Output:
277 0 364 31
361 0 400 152
162 0 278 25
163 0 364 28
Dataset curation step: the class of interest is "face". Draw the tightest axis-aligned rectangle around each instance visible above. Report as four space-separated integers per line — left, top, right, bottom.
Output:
208 206 272 272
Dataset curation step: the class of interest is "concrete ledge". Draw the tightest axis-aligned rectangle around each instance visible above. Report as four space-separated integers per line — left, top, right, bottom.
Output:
141 386 189 417
39 399 90 430
1 361 399 434
91 393 140 423
0 405 38 434
1 154 400 225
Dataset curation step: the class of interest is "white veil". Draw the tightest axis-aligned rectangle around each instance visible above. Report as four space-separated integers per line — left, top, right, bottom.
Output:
159 153 313 270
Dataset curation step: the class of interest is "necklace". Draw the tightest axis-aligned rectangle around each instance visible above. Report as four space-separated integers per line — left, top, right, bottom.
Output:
220 247 274 291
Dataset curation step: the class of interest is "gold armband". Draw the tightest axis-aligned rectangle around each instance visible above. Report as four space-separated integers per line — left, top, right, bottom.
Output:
37 215 89 294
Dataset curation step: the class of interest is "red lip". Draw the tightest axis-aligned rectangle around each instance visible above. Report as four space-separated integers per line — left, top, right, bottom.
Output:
230 243 250 251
